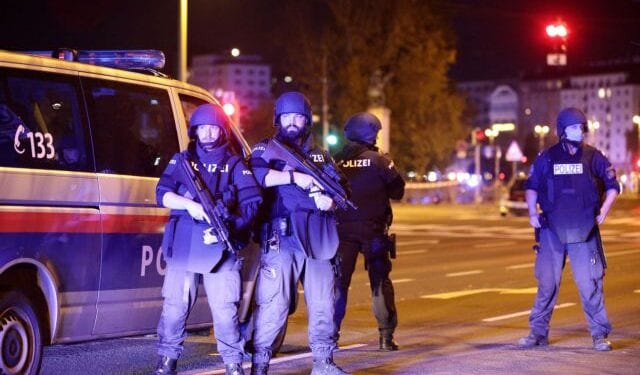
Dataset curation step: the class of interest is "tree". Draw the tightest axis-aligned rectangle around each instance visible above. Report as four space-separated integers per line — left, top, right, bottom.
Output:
273 0 466 174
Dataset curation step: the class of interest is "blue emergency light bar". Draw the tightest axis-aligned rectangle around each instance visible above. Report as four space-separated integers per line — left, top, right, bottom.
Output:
24 49 166 71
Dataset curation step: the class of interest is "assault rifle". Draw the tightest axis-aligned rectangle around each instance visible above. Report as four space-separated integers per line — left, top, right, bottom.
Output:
260 138 357 210
178 154 237 253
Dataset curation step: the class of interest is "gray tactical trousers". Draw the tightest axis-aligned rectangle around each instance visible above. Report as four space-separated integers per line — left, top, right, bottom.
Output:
252 234 338 364
528 227 612 338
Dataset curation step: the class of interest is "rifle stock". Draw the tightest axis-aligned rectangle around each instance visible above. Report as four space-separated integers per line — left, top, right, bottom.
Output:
260 139 357 210
178 154 237 253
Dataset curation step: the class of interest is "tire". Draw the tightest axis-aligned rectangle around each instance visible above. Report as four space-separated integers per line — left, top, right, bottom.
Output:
0 290 43 375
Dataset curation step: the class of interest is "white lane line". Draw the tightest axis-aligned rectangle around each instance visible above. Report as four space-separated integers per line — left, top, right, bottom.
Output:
421 287 538 300
473 241 518 248
185 344 367 374
607 249 640 257
446 270 484 277
482 302 575 322
506 263 534 270
366 278 414 286
635 290 640 294
399 250 428 255
398 239 440 246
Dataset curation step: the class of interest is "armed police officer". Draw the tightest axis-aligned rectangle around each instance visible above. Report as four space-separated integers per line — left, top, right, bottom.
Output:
518 107 619 351
249 91 349 375
333 112 405 351
154 104 262 375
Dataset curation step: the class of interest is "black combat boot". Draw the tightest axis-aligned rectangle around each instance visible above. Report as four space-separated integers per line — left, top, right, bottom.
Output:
517 332 549 348
379 335 399 351
154 356 177 375
311 357 350 375
250 362 269 375
592 336 612 351
225 363 245 375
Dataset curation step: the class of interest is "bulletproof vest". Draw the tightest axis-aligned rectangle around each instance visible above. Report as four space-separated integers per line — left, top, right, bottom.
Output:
335 143 388 225
540 144 601 244
263 146 330 218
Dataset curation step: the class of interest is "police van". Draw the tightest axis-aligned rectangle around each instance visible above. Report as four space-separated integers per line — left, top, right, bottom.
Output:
0 49 253 374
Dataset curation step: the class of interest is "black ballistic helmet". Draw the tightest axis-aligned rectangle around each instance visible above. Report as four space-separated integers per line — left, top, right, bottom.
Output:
344 112 382 145
188 103 229 139
556 107 587 137
273 91 312 126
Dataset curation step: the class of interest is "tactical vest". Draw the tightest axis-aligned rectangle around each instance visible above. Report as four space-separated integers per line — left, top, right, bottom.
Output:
539 144 601 244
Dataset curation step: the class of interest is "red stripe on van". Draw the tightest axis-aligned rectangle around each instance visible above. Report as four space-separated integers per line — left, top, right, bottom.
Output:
0 212 167 233
101 214 167 233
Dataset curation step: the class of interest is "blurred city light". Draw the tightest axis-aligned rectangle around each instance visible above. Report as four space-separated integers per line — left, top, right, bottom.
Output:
326 134 338 146
230 48 240 57
223 103 236 116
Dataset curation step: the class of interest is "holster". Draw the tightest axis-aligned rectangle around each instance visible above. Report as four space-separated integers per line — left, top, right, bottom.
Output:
387 233 397 259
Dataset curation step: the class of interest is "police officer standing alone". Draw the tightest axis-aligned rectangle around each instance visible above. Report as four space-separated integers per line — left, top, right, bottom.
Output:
154 104 262 375
518 107 619 351
249 91 349 375
333 112 405 351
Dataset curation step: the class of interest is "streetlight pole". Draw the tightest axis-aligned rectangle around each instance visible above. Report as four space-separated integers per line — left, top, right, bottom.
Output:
178 0 188 82
321 53 329 150
534 124 550 151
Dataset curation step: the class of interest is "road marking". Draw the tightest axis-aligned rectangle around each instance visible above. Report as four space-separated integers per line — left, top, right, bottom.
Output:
473 241 518 248
635 290 640 294
366 278 414 286
421 287 538 300
446 270 484 277
184 344 367 375
398 239 439 246
482 302 576 322
506 263 534 270
399 249 428 255
607 249 640 257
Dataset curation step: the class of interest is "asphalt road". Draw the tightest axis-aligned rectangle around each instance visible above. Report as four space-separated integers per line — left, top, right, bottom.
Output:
41 199 640 374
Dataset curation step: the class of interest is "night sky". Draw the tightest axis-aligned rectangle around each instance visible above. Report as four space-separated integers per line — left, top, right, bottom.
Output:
1 0 639 82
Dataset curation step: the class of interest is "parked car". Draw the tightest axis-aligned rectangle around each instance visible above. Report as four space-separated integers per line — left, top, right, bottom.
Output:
499 176 529 216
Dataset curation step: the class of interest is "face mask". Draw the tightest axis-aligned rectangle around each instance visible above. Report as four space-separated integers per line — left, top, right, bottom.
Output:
564 127 584 143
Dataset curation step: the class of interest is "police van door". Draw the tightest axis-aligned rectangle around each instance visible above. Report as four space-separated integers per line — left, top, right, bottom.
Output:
83 78 177 335
0 67 101 341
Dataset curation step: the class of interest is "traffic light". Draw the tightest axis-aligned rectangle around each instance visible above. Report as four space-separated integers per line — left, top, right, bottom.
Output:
326 134 338 146
545 19 568 66
546 23 568 38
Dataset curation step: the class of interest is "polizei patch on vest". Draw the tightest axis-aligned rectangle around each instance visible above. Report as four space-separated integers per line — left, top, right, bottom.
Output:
342 159 372 168
553 163 583 175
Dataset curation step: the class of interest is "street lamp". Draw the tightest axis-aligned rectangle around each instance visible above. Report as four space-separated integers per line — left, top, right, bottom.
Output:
588 119 600 145
534 124 550 151
484 128 501 186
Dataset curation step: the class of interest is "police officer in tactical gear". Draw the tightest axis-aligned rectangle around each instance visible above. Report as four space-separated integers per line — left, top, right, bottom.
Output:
249 91 349 375
333 112 405 351
518 107 619 351
154 104 262 375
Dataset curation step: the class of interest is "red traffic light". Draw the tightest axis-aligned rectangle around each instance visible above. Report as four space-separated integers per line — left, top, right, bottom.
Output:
546 23 568 38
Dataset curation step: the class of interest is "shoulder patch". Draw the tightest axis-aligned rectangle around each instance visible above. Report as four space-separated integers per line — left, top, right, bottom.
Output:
605 166 616 180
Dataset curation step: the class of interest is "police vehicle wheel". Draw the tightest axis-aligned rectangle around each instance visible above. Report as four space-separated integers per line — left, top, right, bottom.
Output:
0 290 43 375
